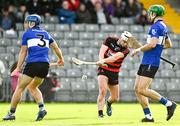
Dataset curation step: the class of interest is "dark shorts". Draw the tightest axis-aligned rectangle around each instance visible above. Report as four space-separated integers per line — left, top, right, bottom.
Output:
137 64 158 78
23 62 49 78
98 67 119 85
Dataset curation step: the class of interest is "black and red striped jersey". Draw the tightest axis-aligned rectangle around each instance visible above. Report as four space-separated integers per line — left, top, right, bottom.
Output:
101 36 130 72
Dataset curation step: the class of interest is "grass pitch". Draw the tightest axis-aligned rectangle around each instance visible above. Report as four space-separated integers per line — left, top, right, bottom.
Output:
0 103 179 126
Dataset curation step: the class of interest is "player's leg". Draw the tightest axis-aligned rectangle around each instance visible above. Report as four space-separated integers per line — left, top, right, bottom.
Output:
97 75 108 118
136 76 161 100
27 77 44 103
134 75 154 122
106 84 119 116
136 64 176 121
3 74 33 120
31 62 49 121
27 77 47 121
136 75 176 121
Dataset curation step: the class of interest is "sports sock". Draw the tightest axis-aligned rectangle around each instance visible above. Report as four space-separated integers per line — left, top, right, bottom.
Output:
159 97 172 107
98 110 103 116
10 107 16 115
143 108 153 120
107 100 112 107
38 102 45 111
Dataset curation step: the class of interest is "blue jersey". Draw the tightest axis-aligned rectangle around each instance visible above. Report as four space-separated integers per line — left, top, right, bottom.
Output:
141 20 168 67
21 27 54 63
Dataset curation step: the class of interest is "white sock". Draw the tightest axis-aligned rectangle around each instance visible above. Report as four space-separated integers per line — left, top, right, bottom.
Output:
165 100 172 107
9 112 14 116
40 107 45 111
145 114 153 120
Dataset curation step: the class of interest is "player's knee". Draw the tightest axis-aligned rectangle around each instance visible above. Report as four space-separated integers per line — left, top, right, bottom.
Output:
28 88 34 95
134 84 141 93
139 89 146 95
16 85 26 92
28 87 37 95
135 87 145 95
15 86 25 93
134 86 139 93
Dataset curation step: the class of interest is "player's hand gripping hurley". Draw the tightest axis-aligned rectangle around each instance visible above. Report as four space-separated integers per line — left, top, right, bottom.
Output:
49 58 64 67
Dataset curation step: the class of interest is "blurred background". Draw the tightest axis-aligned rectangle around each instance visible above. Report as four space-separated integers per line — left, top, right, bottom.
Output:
0 0 179 103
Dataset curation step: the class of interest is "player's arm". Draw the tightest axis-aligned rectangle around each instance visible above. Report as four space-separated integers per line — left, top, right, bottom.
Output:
131 37 158 56
138 37 158 51
99 44 108 60
103 52 124 63
17 46 27 69
11 46 27 76
97 52 125 66
50 41 64 66
163 37 172 49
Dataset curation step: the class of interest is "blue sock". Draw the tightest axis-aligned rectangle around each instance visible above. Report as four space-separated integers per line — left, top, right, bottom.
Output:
159 97 168 105
143 108 153 119
143 108 151 115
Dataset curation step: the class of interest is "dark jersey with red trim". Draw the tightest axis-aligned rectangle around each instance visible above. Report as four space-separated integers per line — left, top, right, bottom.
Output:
101 36 130 72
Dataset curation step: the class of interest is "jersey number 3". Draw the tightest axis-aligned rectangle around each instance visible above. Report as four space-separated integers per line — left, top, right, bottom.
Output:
36 34 46 47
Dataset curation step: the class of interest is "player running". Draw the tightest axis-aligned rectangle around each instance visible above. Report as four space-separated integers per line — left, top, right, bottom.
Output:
96 31 133 118
131 5 177 122
3 14 64 121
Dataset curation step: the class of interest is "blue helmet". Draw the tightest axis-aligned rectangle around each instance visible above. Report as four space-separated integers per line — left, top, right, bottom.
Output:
25 14 42 26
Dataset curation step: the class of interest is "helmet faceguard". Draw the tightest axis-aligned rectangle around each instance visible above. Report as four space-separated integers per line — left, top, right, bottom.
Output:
121 31 132 41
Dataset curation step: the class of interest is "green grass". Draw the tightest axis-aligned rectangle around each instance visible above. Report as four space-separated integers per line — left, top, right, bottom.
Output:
0 103 179 126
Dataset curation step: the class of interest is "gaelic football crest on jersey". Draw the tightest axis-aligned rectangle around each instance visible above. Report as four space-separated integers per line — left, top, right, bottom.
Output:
152 29 157 35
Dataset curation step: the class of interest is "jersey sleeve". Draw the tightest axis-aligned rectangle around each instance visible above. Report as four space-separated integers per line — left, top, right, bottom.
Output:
122 48 130 57
103 37 111 46
21 32 28 46
48 34 55 44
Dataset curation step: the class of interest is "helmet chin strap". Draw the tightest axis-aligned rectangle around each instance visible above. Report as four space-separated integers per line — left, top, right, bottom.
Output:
150 14 157 24
152 15 158 23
